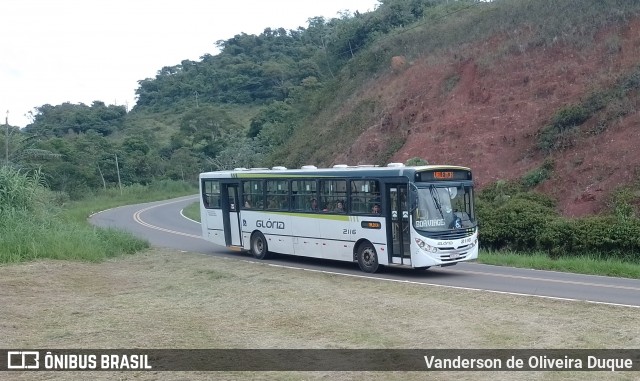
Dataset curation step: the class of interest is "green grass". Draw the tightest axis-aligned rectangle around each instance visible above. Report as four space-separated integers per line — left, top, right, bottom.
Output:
0 216 148 263
0 172 197 264
478 249 640 279
63 180 197 223
182 201 200 222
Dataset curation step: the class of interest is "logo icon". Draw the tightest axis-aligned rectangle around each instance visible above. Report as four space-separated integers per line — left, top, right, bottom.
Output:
7 351 40 369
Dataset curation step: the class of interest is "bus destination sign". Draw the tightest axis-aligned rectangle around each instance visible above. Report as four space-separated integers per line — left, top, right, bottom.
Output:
417 170 471 182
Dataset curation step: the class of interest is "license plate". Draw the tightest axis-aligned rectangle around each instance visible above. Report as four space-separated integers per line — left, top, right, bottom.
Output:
450 252 460 259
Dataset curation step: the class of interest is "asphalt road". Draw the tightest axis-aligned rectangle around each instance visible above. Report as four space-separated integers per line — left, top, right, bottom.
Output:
89 195 640 308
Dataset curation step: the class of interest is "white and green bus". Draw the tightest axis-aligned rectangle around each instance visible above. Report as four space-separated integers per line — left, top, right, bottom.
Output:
199 164 478 273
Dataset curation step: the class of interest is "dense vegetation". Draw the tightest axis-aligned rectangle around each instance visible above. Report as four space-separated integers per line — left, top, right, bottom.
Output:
2 0 640 266
0 166 146 263
477 180 640 263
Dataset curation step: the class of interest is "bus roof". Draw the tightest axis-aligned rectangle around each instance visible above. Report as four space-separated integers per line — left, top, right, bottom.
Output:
199 164 471 180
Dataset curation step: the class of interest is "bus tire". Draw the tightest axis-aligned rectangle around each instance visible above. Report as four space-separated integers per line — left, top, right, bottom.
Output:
357 242 379 273
251 232 270 260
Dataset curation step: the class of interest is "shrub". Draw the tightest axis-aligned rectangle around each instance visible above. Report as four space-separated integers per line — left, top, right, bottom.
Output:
477 180 640 263
478 197 557 251
405 157 429 166
608 187 637 219
521 159 554 189
537 218 576 258
537 105 590 152
552 105 589 131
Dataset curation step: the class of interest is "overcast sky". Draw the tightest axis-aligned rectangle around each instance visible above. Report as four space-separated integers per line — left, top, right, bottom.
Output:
1 0 380 128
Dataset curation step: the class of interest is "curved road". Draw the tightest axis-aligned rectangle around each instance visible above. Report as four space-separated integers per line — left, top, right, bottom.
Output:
90 195 640 309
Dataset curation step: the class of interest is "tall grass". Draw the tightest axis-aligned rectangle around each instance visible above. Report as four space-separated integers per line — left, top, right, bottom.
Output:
479 249 640 279
1 167 195 264
0 166 48 213
0 210 147 263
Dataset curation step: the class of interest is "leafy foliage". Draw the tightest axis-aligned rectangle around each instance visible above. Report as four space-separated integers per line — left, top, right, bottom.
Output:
538 65 640 152
477 183 558 252
520 159 554 189
25 101 126 137
405 157 429 166
477 181 640 262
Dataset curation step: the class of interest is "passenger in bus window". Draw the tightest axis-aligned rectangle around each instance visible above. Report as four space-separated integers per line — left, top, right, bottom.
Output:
322 202 331 212
244 198 252 209
267 197 279 209
335 200 345 213
372 203 381 214
310 198 319 211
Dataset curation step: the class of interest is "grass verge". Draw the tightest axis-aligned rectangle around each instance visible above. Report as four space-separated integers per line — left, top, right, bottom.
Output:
63 180 197 223
478 250 640 279
182 200 200 221
0 179 197 264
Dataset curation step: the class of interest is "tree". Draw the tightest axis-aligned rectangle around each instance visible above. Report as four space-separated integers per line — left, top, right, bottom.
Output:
174 107 242 158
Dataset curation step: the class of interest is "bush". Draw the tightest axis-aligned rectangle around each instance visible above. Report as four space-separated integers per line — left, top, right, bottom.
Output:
405 157 429 166
552 105 589 131
571 217 640 261
477 180 640 263
478 197 557 251
537 105 590 152
521 159 554 189
537 218 576 258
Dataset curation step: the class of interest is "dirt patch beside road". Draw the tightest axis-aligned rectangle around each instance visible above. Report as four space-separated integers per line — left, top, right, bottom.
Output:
1 249 638 380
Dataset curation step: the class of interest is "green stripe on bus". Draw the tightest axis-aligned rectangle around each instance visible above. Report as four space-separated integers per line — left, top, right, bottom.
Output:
250 211 350 221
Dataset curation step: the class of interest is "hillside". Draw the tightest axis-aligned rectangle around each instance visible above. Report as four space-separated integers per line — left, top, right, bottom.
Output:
346 20 640 217
10 0 640 219
275 0 640 217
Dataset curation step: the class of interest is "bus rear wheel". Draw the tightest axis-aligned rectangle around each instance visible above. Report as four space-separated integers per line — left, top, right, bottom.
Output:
357 242 379 273
251 232 270 260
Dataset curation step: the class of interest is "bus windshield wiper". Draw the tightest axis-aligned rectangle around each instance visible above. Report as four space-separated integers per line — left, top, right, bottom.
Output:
429 185 445 220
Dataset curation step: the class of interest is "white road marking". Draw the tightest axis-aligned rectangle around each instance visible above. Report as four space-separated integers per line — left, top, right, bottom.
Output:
133 197 202 239
446 268 640 292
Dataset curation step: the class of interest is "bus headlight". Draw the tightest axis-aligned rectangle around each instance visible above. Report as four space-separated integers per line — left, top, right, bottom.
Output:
415 238 437 253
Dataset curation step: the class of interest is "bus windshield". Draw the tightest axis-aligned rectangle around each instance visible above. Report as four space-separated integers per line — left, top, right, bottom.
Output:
413 185 475 231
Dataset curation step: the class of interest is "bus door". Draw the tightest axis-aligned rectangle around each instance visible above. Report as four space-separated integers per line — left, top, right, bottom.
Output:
221 183 242 247
387 185 411 265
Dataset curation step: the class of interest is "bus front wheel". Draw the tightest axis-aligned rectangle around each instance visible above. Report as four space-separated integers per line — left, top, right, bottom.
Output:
251 232 270 260
357 242 379 273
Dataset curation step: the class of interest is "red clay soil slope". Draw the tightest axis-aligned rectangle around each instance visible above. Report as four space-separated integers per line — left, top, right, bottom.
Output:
334 18 640 217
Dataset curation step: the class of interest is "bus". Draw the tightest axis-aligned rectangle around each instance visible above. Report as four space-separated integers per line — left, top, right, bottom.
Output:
199 163 478 273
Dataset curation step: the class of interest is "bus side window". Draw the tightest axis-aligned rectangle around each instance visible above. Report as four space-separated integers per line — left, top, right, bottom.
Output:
203 180 221 209
350 180 380 214
243 180 264 210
